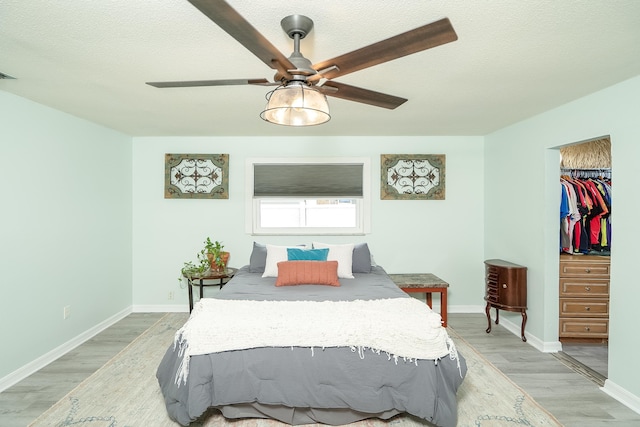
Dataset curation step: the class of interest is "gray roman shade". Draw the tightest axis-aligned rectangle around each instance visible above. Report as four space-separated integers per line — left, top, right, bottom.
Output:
254 163 363 198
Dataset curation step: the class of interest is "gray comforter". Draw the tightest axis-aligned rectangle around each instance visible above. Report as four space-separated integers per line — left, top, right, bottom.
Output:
157 266 467 426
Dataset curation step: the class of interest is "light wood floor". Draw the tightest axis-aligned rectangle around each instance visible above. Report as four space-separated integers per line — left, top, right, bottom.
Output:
1 312 639 427
0 313 165 427
452 314 640 426
562 342 609 378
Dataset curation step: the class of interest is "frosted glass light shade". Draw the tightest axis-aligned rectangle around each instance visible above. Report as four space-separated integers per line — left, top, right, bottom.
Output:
260 83 330 126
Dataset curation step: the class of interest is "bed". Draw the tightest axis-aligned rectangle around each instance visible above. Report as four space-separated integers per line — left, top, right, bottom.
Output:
157 243 467 426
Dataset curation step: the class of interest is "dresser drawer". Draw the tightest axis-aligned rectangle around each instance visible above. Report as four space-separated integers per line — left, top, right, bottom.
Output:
560 261 610 278
559 318 608 338
560 298 609 317
559 278 609 298
559 255 610 340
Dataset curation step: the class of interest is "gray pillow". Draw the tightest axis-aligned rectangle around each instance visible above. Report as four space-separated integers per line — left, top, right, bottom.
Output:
352 243 372 273
249 242 267 273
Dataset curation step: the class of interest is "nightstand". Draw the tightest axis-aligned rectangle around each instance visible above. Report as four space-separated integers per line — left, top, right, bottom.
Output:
484 259 527 341
387 273 449 327
184 267 237 312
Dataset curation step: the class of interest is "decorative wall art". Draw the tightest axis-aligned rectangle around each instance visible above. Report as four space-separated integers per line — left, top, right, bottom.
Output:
165 154 229 199
380 154 445 200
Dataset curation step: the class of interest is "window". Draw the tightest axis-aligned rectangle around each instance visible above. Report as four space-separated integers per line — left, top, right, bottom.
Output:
246 158 370 235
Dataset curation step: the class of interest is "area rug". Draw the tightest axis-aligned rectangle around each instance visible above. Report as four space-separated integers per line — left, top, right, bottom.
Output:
29 313 562 427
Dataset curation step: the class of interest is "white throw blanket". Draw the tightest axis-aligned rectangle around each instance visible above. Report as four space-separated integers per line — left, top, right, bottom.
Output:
174 297 457 385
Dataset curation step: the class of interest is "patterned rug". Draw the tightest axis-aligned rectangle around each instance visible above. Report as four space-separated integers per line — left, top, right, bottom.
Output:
29 313 562 427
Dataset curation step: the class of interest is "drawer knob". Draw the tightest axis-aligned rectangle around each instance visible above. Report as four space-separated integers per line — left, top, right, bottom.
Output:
585 268 591 273
585 286 591 292
502 284 507 289
585 306 591 311
585 326 590 332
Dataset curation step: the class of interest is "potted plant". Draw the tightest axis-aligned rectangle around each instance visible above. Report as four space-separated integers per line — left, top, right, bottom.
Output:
204 238 230 272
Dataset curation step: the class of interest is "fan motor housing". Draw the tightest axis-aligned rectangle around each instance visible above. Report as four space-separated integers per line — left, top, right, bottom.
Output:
281 15 314 39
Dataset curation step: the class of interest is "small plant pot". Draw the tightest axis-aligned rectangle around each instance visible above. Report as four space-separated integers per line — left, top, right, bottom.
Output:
208 251 230 272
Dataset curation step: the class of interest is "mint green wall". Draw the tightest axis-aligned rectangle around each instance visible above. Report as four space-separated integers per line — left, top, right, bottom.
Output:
484 76 640 401
3 75 638 408
131 136 485 311
0 91 133 380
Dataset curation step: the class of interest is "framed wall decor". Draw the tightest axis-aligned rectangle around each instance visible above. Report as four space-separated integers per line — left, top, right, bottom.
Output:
165 154 229 199
380 154 445 200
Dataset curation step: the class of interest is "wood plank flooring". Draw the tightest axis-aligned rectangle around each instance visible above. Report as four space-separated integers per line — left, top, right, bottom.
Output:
1 312 639 426
0 313 165 427
561 342 609 378
451 314 640 427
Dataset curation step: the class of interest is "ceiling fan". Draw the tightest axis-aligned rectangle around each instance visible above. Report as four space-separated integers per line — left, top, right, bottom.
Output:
146 0 458 125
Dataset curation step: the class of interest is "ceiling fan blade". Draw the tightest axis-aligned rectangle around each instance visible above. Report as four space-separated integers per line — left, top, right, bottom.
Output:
146 78 272 88
318 81 407 110
187 0 295 77
310 18 457 81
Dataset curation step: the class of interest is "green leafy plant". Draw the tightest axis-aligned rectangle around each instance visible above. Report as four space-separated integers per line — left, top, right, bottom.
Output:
204 238 227 269
179 238 228 282
179 249 209 281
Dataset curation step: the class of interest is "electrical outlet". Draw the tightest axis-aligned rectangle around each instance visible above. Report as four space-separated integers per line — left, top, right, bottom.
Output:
168 291 174 300
63 305 71 320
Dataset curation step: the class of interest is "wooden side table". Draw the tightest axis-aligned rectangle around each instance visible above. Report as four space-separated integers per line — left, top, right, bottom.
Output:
185 267 237 312
484 259 527 341
387 273 449 327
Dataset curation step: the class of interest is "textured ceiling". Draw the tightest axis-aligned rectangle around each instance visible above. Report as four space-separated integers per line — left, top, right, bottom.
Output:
1 0 639 137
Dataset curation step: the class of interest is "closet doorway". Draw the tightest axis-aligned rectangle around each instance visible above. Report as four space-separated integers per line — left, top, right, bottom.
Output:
558 136 611 384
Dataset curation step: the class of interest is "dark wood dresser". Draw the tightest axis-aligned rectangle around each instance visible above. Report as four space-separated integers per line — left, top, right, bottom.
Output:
484 259 528 341
559 254 610 342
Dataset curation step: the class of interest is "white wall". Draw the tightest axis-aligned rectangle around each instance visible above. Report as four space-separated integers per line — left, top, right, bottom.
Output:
484 76 640 406
131 136 485 311
0 92 133 382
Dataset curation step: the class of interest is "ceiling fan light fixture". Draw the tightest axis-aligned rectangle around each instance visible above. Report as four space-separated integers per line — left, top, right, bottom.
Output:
260 82 330 126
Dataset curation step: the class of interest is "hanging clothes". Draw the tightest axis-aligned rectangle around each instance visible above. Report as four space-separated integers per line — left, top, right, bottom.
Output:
560 169 611 255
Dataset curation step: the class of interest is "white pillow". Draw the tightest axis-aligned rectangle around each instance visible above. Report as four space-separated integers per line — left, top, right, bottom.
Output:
312 242 355 279
262 244 305 277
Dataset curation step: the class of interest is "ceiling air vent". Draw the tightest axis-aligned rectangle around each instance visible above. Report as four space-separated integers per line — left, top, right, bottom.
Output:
0 72 16 79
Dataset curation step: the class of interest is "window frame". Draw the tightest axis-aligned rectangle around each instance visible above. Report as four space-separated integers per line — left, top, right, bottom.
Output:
245 157 371 236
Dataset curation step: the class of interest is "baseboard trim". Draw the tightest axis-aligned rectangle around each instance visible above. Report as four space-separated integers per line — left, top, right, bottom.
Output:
449 305 485 314
0 306 132 393
133 304 189 313
602 379 640 415
492 316 562 353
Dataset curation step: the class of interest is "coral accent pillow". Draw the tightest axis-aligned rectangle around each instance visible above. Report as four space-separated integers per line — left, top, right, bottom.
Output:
275 261 341 287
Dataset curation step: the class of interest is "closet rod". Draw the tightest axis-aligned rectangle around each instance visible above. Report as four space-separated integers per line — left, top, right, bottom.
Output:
561 167 611 179
560 167 611 171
